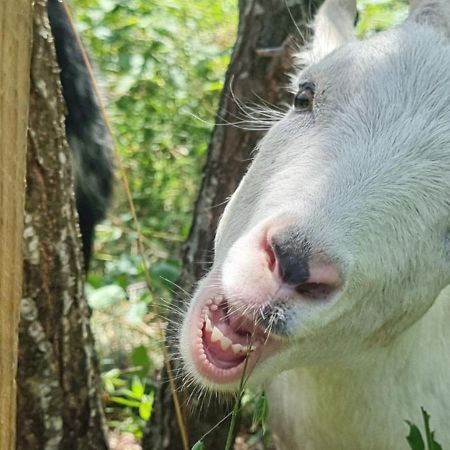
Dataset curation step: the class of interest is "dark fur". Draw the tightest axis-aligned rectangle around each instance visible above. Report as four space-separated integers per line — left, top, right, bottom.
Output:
48 0 114 270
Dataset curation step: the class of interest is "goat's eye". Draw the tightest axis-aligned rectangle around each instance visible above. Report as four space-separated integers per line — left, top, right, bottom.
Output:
294 82 315 112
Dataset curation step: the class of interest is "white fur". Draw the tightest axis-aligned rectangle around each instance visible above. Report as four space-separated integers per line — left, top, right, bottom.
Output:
308 0 357 63
180 0 450 448
409 0 450 38
268 288 450 449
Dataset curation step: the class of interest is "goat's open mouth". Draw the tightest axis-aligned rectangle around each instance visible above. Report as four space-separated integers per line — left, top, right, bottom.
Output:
189 295 280 384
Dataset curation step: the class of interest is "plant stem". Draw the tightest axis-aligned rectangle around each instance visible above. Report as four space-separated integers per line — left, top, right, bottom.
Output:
224 344 252 450
196 410 235 444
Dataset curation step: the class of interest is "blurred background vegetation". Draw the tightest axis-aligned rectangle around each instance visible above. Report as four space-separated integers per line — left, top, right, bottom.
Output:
68 0 408 445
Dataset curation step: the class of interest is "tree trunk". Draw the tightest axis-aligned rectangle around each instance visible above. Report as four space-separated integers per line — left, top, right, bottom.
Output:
0 2 32 449
16 1 109 449
143 1 323 449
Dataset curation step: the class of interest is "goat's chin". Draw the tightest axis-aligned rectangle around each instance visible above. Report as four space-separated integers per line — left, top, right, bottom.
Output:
182 358 283 394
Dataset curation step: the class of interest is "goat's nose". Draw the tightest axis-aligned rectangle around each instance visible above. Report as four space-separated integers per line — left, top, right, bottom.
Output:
264 231 342 300
268 236 310 285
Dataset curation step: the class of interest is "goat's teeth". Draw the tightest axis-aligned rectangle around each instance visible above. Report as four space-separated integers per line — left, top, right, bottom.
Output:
210 326 234 350
211 326 223 343
220 336 232 351
205 315 213 332
231 343 244 354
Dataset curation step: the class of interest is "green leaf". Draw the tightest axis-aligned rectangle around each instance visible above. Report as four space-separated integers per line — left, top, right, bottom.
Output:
431 434 443 450
130 376 144 398
138 392 154 420
110 396 141 408
191 441 205 450
406 421 425 450
101 368 126 393
421 408 443 450
131 345 152 377
252 391 269 434
406 408 443 450
150 260 180 283
118 388 141 400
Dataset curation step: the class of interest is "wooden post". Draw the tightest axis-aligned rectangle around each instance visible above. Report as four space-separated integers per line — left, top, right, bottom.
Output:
0 1 33 449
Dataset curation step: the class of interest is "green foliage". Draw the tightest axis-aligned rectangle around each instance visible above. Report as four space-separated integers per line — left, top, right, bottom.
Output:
70 0 238 437
71 0 237 283
102 367 155 438
406 408 443 450
252 391 269 435
357 0 408 37
239 389 275 447
131 344 152 378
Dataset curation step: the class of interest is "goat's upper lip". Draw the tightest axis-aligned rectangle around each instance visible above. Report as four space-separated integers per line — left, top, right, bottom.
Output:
187 295 281 384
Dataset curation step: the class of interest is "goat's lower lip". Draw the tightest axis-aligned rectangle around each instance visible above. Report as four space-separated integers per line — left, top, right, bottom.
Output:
188 296 279 384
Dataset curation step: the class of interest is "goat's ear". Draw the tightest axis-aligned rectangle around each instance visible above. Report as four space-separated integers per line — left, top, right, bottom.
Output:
309 0 357 63
409 0 450 38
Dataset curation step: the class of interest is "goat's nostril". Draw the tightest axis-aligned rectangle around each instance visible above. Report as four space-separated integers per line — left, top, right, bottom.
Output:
308 263 341 287
297 263 341 300
272 241 310 285
295 282 338 300
263 241 277 272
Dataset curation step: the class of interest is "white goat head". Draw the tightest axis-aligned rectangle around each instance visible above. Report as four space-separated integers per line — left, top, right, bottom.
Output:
180 1 450 447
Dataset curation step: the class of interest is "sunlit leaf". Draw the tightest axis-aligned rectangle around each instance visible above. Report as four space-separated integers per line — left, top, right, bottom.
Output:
139 392 154 420
131 376 144 398
110 396 141 408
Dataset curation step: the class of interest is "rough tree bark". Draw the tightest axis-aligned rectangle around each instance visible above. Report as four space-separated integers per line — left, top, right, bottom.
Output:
0 2 32 449
143 0 323 449
16 1 109 449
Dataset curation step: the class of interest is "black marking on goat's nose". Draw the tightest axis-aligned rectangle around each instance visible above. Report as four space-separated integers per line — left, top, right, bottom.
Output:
272 238 310 285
